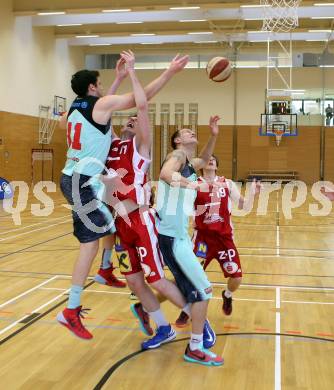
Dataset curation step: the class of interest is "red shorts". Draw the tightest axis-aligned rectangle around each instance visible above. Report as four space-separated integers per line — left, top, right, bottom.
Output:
114 208 165 284
193 229 242 278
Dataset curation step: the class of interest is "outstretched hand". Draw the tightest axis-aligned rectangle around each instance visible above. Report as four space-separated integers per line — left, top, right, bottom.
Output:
115 58 128 79
168 54 189 74
120 50 135 71
209 115 221 136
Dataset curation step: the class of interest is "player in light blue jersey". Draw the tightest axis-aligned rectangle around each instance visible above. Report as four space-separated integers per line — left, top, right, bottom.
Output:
156 116 224 366
57 53 189 340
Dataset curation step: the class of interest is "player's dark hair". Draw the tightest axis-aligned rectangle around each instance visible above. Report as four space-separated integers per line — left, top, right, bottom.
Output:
171 130 180 149
71 70 100 97
212 154 219 168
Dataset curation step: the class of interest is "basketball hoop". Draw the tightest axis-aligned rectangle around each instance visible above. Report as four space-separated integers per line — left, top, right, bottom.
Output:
273 129 284 146
261 0 301 32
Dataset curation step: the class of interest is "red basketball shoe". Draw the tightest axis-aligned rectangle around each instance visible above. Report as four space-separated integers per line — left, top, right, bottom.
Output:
94 267 126 288
57 306 93 340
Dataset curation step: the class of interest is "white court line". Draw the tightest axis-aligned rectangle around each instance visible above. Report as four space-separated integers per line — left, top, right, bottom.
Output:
39 287 275 302
39 287 334 305
275 287 281 390
57 275 334 292
276 192 280 257
211 281 334 292
0 219 72 242
282 300 334 305
0 276 58 309
0 284 70 336
0 215 69 236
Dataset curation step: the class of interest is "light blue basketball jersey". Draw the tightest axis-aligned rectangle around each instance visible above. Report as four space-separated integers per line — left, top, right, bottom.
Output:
157 160 197 238
62 96 111 177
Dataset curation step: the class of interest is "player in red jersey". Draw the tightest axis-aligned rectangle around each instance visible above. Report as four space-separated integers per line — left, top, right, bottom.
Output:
102 51 190 349
175 155 261 326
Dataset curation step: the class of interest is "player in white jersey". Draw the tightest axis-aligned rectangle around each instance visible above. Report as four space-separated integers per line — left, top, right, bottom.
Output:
57 53 189 340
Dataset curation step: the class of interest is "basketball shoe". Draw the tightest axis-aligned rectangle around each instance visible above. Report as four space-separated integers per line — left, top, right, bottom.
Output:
130 303 153 336
184 344 224 366
57 306 92 340
94 267 126 288
175 310 190 328
222 290 233 315
141 324 176 350
203 319 216 349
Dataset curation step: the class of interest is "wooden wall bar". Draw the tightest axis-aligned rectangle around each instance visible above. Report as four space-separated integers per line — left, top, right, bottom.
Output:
1 111 333 185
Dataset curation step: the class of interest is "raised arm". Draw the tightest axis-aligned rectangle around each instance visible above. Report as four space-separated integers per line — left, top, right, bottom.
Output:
106 58 128 95
121 50 151 158
191 115 220 170
93 54 189 119
160 150 206 190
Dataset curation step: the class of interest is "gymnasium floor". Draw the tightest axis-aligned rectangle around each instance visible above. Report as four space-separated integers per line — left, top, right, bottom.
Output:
0 188 333 390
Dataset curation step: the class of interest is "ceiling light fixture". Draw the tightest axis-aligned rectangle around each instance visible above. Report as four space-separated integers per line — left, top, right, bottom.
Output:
188 31 213 35
102 9 131 12
116 21 143 24
170 6 200 10
37 11 66 15
131 33 156 36
194 40 218 43
179 19 207 22
76 35 99 38
57 23 82 26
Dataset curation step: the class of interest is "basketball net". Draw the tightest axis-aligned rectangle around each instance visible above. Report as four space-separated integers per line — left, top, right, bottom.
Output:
273 129 284 146
261 0 301 32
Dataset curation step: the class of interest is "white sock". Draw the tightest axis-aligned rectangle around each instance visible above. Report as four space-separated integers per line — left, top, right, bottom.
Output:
224 289 232 298
189 333 203 351
182 303 191 318
148 308 169 328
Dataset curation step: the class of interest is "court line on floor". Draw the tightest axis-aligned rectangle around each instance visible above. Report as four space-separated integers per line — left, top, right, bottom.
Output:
0 215 70 236
38 287 275 303
38 287 334 305
0 219 72 243
0 276 58 309
275 287 281 390
1 267 333 292
93 332 334 390
276 192 280 257
211 281 334 291
0 280 95 346
0 232 72 260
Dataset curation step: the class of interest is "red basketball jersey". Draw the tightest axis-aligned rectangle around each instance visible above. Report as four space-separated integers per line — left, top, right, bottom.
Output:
106 137 151 205
194 176 234 236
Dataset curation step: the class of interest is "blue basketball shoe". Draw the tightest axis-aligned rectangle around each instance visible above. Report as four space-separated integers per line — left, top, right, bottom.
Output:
203 319 216 349
141 324 176 350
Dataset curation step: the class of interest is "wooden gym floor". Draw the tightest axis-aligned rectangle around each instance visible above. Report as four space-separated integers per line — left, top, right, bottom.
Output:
0 188 333 390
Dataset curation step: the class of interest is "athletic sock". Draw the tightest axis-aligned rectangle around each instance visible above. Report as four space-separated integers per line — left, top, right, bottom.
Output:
189 333 203 351
183 303 191 318
148 308 169 328
101 249 112 270
68 285 83 309
224 289 232 298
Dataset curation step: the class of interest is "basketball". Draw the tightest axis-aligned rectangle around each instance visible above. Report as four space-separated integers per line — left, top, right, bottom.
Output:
206 57 232 82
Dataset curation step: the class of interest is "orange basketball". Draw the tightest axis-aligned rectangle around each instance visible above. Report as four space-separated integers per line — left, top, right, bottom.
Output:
206 57 232 82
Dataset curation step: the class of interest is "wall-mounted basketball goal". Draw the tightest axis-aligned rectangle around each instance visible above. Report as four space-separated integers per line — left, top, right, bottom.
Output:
39 95 66 144
259 0 300 146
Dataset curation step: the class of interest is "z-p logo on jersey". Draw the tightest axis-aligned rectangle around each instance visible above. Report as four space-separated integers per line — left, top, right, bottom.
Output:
218 249 236 261
137 247 148 262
